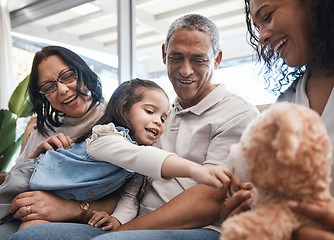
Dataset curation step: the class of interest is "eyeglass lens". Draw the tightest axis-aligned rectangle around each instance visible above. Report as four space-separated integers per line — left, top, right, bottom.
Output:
39 69 76 95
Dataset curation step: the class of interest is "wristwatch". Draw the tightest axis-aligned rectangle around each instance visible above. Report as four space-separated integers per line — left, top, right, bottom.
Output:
77 201 90 221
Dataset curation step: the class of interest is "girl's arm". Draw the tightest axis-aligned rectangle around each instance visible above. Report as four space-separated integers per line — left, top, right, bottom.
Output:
109 179 142 225
87 125 238 189
87 178 142 230
86 124 169 180
161 155 239 189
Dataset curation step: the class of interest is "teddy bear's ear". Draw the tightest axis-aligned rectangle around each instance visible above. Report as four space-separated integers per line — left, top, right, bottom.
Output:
270 104 304 165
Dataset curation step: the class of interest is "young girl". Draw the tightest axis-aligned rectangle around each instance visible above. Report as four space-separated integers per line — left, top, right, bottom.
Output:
244 0 334 239
0 78 236 230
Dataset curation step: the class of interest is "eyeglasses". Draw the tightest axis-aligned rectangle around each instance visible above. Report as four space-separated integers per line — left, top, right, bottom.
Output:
39 69 77 96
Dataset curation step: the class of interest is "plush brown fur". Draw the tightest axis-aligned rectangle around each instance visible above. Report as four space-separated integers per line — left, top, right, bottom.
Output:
221 103 334 240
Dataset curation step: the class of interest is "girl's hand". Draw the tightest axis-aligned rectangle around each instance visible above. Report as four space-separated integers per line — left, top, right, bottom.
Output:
27 133 73 159
190 165 240 191
88 211 121 230
288 201 334 240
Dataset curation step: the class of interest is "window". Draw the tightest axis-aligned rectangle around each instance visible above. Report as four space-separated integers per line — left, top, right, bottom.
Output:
134 0 276 105
10 0 119 99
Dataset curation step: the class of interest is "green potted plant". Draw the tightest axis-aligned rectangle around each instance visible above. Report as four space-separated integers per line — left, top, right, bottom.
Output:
0 75 32 171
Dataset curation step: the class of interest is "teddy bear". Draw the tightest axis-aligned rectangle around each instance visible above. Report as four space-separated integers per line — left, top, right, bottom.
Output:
221 102 334 240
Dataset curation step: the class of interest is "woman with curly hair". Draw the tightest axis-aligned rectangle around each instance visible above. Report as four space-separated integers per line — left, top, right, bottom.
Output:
244 0 334 239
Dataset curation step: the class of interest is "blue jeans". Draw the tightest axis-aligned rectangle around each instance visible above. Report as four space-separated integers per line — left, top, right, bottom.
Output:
92 228 220 240
9 222 220 240
10 223 110 240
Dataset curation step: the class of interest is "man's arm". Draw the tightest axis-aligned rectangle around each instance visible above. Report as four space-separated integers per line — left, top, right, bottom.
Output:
114 182 252 231
115 184 224 231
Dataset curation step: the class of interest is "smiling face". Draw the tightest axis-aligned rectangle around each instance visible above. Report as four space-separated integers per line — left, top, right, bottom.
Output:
126 88 169 145
37 55 93 118
162 29 222 109
249 0 311 67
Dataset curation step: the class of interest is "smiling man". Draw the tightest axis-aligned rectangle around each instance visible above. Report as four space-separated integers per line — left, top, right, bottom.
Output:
94 14 259 240
162 28 218 109
91 14 259 240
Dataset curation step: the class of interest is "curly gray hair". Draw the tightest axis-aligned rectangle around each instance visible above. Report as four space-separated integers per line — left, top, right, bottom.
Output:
164 14 220 57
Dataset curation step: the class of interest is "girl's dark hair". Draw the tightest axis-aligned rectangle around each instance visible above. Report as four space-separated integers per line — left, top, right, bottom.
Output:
75 78 167 143
244 0 334 94
29 45 104 136
77 78 167 205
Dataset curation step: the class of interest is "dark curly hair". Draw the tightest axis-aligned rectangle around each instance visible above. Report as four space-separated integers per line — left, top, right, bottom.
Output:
244 0 334 94
75 78 168 143
28 45 104 136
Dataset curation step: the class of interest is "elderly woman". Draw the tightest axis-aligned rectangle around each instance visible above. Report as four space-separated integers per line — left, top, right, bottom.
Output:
0 46 118 240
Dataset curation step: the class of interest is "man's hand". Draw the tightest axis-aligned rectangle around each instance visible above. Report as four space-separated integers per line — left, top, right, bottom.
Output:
220 182 253 221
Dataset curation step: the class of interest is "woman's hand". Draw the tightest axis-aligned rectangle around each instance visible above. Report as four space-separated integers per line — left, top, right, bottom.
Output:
27 133 73 159
10 191 120 223
10 191 79 222
288 201 334 240
220 182 253 221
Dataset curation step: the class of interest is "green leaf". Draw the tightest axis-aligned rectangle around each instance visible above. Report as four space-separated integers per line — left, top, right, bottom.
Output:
0 109 16 154
0 134 23 171
8 75 33 118
1 75 34 170
0 109 22 171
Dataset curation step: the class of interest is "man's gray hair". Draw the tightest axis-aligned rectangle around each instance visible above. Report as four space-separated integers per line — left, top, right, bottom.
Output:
165 14 220 57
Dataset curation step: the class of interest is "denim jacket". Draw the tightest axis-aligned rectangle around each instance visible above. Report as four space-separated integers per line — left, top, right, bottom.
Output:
30 126 139 201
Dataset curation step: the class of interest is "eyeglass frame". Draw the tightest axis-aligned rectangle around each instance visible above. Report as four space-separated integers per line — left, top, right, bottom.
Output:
39 68 77 96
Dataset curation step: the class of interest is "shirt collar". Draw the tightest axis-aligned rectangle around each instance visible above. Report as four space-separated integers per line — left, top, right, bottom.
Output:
172 84 228 116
